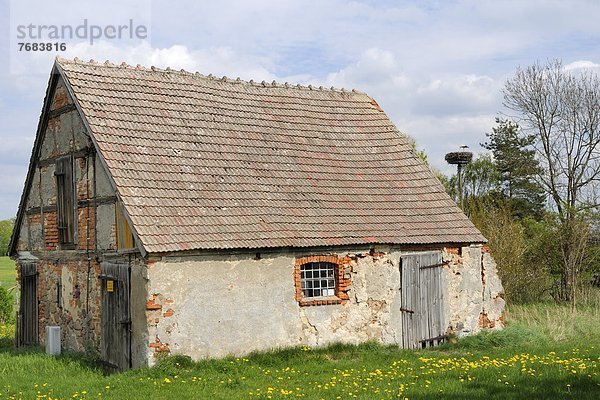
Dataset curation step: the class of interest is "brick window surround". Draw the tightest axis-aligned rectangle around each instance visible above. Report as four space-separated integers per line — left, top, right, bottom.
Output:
294 255 350 307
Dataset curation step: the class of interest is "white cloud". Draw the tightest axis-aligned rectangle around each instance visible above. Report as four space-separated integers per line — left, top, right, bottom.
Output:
563 60 600 72
412 74 501 117
325 48 409 91
321 48 502 172
63 41 279 81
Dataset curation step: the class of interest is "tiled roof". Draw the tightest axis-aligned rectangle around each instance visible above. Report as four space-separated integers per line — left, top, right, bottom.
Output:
56 58 485 253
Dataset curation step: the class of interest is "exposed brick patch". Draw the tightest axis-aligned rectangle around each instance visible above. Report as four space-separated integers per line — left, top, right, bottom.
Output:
77 179 89 201
163 308 174 318
77 206 95 250
149 336 170 353
445 247 460 255
44 211 58 250
296 298 344 307
27 203 96 251
146 296 162 311
443 247 462 266
478 312 495 329
294 255 351 307
29 213 41 224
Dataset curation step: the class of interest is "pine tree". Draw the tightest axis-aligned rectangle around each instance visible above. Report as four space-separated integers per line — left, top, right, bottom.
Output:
482 118 546 219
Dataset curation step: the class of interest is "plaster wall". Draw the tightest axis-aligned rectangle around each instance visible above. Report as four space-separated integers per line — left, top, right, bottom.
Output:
142 245 504 365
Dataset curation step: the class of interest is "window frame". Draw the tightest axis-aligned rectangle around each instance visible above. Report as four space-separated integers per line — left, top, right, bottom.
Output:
294 255 350 306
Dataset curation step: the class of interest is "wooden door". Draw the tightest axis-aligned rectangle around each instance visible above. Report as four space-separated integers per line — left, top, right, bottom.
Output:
17 262 38 346
400 251 445 348
100 262 131 370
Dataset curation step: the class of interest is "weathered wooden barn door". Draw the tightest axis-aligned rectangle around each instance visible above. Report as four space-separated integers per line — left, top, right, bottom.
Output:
100 262 131 370
17 262 38 346
400 251 445 348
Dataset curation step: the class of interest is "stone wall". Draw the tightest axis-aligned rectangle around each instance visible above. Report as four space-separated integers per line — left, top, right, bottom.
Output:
16 258 102 353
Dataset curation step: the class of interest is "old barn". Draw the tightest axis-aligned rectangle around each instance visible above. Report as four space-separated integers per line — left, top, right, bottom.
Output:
9 57 504 370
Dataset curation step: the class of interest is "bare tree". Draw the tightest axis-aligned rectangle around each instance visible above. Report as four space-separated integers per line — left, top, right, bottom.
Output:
503 60 600 305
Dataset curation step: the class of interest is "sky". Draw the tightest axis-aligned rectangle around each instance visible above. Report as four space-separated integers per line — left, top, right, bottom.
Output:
1 0 600 220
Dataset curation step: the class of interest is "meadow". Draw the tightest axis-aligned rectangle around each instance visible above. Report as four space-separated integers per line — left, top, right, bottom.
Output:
0 257 16 289
0 256 598 399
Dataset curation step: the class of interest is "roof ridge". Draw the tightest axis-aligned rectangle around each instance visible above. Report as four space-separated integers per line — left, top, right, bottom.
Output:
55 56 363 94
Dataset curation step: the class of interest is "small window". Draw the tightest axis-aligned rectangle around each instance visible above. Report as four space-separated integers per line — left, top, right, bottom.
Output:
295 255 350 306
301 262 337 298
55 155 75 246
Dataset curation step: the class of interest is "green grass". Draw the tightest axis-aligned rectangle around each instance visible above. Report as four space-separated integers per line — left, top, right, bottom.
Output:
0 256 16 289
1 298 599 399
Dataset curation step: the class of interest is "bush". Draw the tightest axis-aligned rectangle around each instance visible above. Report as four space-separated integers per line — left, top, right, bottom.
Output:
0 287 15 324
470 201 551 303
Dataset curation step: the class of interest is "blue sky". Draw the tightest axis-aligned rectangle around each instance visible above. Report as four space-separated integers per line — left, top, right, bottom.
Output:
1 0 600 219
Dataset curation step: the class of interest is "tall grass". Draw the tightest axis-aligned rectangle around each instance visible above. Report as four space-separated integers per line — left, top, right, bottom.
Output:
0 257 16 319
505 289 600 344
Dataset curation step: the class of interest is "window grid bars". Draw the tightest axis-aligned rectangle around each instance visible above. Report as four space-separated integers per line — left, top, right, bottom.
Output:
300 262 336 298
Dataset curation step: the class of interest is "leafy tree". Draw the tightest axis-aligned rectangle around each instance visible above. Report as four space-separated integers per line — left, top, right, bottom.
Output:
462 154 502 199
433 168 453 194
447 154 502 215
482 118 546 220
0 219 14 256
503 59 600 304
408 136 428 166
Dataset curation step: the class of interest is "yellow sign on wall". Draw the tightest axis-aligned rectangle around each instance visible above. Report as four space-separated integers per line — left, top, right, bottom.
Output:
106 280 114 293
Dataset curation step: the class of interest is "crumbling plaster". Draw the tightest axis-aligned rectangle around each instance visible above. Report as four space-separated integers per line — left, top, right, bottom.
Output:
443 246 505 335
